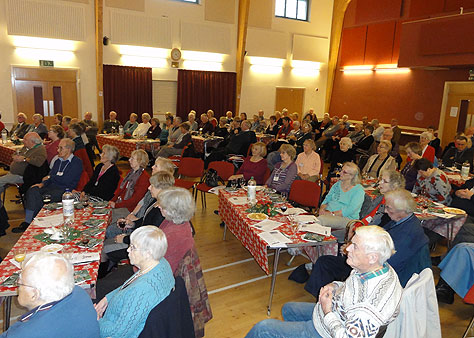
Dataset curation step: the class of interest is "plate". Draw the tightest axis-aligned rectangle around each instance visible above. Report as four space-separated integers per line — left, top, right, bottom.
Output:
92 209 109 216
247 213 268 221
83 219 106 227
302 233 324 242
90 201 108 209
443 207 466 215
40 244 63 253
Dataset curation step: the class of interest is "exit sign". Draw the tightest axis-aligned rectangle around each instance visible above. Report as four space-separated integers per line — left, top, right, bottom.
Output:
470 69 474 81
39 60 54 67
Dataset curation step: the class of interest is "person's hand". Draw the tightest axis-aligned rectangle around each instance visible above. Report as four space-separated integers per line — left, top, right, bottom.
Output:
108 201 116 208
42 176 49 182
114 234 126 244
12 154 23 162
125 213 136 222
32 183 44 189
94 297 108 319
456 189 474 200
319 283 335 315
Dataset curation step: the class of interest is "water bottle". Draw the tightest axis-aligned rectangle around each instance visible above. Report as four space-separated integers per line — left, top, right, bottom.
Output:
462 161 470 179
247 176 257 206
118 125 124 136
1 129 7 144
62 189 75 225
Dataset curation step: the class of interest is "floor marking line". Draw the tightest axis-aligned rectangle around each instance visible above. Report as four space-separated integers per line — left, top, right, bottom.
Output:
208 267 295 295
203 252 275 273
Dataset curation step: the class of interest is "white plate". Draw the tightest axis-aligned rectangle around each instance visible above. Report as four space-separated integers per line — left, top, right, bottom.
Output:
40 244 63 253
247 213 269 221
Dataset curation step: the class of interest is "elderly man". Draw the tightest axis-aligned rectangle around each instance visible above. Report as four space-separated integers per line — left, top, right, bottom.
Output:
66 123 85 151
13 138 82 233
102 111 122 134
258 109 265 121
315 116 340 148
246 226 402 338
347 123 364 143
305 189 430 297
1 253 99 337
0 132 47 195
371 119 385 142
199 113 214 134
28 114 48 139
123 113 139 135
168 116 183 142
442 135 474 170
10 113 31 139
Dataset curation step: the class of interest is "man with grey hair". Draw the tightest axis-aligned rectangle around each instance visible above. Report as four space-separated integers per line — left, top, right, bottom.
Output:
0 132 47 195
168 116 183 143
2 253 99 337
102 110 121 134
10 112 30 139
372 118 385 142
246 226 402 338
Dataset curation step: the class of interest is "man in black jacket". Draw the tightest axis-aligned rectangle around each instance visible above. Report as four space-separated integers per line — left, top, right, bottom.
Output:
442 135 474 170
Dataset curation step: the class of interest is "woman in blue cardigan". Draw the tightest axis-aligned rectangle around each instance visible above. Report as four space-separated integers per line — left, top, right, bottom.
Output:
94 226 175 338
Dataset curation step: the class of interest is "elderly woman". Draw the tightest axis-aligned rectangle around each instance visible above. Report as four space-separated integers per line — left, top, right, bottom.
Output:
290 122 313 153
413 158 452 205
265 144 298 194
80 145 121 201
146 117 161 139
207 109 218 127
215 116 229 138
109 149 150 212
188 111 198 131
159 115 172 145
95 226 175 338
229 142 268 185
45 125 65 164
318 162 365 229
295 139 321 182
401 142 423 191
362 140 397 178
266 115 280 136
328 136 355 178
419 131 436 162
250 115 260 131
157 122 192 158
29 113 48 139
200 113 214 134
132 113 151 138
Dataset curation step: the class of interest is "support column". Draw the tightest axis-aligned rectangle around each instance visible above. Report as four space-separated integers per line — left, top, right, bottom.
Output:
235 0 250 115
95 0 104 127
325 0 352 113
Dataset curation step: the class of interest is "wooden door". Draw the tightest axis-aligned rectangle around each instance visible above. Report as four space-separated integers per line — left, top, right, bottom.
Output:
12 67 79 126
275 87 305 121
441 83 474 148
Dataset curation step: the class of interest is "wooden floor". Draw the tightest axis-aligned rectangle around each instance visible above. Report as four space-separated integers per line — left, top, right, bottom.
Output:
0 161 473 337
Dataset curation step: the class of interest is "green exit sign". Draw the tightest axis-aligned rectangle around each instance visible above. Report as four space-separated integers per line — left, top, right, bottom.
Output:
39 60 54 67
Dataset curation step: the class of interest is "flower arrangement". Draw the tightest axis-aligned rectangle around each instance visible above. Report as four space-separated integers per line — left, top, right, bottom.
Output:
246 199 279 217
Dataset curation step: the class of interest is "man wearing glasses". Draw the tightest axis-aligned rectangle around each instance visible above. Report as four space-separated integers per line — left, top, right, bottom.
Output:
442 135 474 170
1 253 99 337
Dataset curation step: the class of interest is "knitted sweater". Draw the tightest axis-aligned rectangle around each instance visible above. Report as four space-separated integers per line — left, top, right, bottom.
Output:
313 265 402 338
99 259 175 338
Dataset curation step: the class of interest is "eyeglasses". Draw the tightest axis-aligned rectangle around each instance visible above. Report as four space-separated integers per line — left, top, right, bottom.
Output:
14 276 36 289
129 244 141 251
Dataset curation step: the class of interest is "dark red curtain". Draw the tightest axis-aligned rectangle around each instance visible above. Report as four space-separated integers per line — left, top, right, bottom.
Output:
103 65 152 123
176 69 236 121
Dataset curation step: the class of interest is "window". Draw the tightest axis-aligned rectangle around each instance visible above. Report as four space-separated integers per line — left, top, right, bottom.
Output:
275 0 308 21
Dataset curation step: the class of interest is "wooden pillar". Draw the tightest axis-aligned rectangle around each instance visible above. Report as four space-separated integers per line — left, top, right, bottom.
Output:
325 0 352 113
235 0 250 115
95 0 104 127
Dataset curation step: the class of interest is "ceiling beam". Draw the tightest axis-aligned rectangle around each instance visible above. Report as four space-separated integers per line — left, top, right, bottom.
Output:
95 0 104 126
235 0 250 115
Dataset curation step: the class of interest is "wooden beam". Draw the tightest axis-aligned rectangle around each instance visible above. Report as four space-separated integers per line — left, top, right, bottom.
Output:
95 0 104 127
325 0 352 114
235 0 250 115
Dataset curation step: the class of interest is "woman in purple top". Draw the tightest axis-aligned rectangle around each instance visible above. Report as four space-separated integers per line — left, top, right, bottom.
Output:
265 144 298 193
229 142 268 185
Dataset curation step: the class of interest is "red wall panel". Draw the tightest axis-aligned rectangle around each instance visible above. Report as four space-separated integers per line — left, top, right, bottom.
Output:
364 21 396 65
392 21 402 63
408 0 445 18
355 0 402 24
339 26 367 66
445 0 474 11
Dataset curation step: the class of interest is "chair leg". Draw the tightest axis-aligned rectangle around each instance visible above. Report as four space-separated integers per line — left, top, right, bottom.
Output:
463 313 474 338
203 192 207 208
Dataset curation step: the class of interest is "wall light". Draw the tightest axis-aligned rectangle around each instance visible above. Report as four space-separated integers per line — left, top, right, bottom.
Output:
374 64 411 74
15 48 75 62
121 55 168 68
248 56 285 67
183 60 223 71
341 65 374 75
182 51 225 63
291 60 321 76
11 35 76 51
118 45 169 59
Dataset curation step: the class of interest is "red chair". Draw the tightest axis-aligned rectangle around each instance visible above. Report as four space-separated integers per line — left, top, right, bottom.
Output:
195 161 235 208
174 158 205 196
288 179 322 212
169 142 192 168
74 148 93 179
263 167 271 184
75 171 90 191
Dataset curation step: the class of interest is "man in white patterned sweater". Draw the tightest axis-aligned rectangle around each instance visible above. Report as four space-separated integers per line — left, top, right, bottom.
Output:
245 226 402 338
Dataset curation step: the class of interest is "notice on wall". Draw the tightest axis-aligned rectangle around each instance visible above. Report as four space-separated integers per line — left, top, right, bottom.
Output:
450 107 459 117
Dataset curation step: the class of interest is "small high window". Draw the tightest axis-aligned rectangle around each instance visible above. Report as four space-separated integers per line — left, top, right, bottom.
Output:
174 0 199 4
275 0 309 21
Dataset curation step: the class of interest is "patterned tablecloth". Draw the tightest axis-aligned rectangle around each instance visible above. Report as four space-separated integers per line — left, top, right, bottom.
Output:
256 134 275 145
191 136 224 154
218 189 337 275
0 206 111 297
442 170 472 187
0 143 22 166
97 135 161 158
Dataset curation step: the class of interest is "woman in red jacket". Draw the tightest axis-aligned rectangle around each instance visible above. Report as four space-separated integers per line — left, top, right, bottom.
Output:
109 149 150 212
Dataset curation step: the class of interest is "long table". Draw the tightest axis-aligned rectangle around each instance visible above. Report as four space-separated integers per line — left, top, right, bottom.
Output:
0 143 22 167
96 135 161 158
218 189 336 314
0 206 111 331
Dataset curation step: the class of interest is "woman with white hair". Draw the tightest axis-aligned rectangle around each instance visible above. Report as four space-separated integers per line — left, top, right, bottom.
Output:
29 113 48 139
132 113 151 138
328 136 356 178
362 140 397 178
95 226 175 338
419 131 436 162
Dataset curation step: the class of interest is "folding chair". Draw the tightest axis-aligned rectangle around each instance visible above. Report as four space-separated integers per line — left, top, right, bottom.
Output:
174 157 205 197
195 161 234 208
288 179 322 212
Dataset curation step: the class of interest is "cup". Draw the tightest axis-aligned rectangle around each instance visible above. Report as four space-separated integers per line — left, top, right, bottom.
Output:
14 249 26 263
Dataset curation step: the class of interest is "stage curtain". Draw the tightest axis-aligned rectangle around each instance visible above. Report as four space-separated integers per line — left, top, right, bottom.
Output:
103 65 152 123
176 69 236 121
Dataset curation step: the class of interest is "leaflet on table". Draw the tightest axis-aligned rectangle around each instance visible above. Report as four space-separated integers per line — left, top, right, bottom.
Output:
229 196 248 205
258 230 292 248
280 208 306 215
299 223 331 237
32 214 65 228
66 252 101 265
251 219 283 231
295 215 319 224
427 212 457 219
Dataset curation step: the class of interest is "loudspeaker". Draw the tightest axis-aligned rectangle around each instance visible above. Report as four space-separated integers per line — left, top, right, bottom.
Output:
103 36 110 46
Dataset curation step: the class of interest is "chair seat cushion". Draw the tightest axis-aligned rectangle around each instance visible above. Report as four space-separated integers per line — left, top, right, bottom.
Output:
195 183 212 193
175 179 196 190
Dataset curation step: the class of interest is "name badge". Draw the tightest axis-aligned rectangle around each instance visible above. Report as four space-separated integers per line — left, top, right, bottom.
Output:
273 174 280 181
57 172 64 176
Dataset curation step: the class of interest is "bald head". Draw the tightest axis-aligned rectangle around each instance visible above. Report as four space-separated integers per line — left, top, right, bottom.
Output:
23 132 42 148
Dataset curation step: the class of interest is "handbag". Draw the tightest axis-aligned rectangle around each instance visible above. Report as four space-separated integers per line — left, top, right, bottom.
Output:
202 168 223 187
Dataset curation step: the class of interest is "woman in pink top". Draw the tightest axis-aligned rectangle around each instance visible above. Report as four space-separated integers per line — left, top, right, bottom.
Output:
229 142 268 185
45 125 64 164
295 139 321 182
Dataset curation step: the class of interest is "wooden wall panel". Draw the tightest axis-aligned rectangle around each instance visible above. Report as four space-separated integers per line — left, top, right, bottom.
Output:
364 21 396 65
445 0 474 11
408 0 445 18
339 26 367 66
355 0 402 24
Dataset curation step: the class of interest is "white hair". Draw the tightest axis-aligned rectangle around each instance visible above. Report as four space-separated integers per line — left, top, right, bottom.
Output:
420 131 433 141
130 226 168 261
23 253 74 303
157 187 195 224
355 226 396 265
339 137 352 149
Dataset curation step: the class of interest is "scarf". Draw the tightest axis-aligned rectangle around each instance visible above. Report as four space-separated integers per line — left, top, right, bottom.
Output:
119 168 144 202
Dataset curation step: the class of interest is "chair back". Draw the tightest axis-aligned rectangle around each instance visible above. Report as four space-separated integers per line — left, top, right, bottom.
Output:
208 161 235 181
263 167 271 183
464 284 474 304
383 268 441 338
138 276 195 338
288 179 321 209
396 244 432 287
74 148 93 178
75 171 90 191
177 158 204 178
